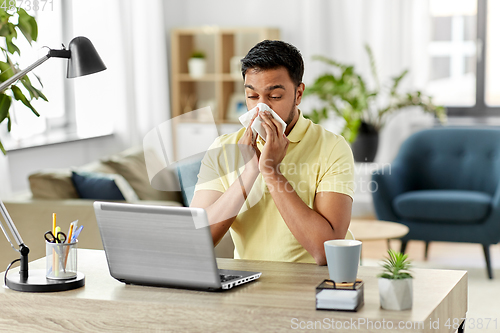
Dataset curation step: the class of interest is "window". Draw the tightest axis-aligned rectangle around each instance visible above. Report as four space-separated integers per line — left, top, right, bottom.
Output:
426 0 499 116
485 0 500 106
5 0 65 141
2 0 115 148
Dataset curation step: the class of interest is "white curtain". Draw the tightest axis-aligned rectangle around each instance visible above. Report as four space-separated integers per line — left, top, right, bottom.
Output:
118 0 173 148
64 0 172 148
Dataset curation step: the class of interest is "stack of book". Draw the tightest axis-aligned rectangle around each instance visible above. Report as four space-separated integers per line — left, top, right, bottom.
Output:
315 279 364 311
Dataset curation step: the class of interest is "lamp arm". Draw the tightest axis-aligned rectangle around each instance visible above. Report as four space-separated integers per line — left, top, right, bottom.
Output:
0 199 24 248
0 214 18 252
0 54 50 93
0 199 29 280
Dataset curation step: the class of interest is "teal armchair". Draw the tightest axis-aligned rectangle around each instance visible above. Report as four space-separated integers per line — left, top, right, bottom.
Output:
371 127 500 279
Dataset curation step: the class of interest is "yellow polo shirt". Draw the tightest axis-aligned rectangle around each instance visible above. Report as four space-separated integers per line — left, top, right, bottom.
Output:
194 111 354 263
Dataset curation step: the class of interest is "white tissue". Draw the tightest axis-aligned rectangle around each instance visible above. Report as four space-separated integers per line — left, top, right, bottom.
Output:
239 103 287 141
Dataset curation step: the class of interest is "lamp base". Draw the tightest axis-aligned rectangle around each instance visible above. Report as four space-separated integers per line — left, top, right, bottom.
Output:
5 269 85 292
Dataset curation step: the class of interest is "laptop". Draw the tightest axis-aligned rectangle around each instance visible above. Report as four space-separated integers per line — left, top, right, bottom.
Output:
94 201 261 291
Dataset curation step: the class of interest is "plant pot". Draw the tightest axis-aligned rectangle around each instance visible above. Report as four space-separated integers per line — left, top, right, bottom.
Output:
378 278 413 310
351 122 379 163
188 58 206 78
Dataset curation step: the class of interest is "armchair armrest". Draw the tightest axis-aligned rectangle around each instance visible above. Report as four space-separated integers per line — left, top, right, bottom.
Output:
371 162 414 222
481 177 500 243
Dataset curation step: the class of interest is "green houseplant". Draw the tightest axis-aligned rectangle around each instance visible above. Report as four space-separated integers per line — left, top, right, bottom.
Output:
377 249 413 310
304 45 446 162
0 7 47 154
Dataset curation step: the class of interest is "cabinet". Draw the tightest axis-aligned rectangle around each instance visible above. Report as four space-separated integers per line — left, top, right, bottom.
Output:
170 26 280 160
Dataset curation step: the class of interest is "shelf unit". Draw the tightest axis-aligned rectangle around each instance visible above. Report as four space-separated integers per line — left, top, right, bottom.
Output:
170 26 280 124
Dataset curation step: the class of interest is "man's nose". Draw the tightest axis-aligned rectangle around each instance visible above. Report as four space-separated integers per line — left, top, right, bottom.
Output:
257 98 272 109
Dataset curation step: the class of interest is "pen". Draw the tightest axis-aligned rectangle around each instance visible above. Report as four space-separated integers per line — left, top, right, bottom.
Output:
71 225 84 243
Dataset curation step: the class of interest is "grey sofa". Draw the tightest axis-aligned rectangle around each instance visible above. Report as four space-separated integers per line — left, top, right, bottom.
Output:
1 146 234 269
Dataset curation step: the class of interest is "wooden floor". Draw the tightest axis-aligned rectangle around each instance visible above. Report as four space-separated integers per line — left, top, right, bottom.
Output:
362 238 500 270
353 216 499 269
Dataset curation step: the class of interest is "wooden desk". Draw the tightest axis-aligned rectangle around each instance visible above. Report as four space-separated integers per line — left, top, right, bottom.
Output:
1 249 467 332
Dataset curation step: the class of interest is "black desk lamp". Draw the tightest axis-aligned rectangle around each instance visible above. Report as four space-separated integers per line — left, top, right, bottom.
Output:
0 36 105 292
0 36 106 92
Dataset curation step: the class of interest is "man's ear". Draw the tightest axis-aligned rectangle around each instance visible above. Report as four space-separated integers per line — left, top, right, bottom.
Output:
295 83 305 105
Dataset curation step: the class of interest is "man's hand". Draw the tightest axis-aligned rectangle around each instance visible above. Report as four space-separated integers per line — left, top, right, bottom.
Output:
259 110 290 177
238 111 260 173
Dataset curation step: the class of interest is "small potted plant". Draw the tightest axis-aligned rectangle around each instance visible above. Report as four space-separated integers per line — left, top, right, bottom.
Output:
188 50 206 78
377 249 413 310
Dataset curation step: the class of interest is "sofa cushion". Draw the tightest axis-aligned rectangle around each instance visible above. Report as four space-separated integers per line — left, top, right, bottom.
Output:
71 171 139 201
393 190 492 224
177 158 203 206
29 170 79 199
100 146 183 203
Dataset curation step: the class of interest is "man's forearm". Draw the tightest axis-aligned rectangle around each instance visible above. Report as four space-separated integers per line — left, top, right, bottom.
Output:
206 168 259 245
263 173 343 264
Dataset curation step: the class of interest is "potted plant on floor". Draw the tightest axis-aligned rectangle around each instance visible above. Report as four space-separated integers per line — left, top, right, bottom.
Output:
188 50 206 78
378 249 413 310
303 45 446 162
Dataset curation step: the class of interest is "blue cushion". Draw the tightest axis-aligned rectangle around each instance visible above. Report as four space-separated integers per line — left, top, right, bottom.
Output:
71 171 125 200
393 190 492 224
176 158 202 207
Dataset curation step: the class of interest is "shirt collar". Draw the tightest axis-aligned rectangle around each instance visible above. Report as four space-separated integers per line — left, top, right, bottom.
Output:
286 110 309 143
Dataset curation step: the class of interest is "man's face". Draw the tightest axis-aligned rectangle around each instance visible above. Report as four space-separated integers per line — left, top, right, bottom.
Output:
244 67 304 130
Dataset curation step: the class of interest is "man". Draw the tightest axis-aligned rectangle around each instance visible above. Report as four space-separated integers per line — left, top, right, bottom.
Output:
191 40 354 265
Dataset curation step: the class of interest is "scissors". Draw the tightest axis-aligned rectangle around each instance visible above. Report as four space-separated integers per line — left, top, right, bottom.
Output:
44 230 67 243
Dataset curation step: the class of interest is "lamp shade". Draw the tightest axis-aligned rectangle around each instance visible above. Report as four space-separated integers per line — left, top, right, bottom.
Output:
67 36 106 78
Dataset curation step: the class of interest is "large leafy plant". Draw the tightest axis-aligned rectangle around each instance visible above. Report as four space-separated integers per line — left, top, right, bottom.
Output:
0 7 47 154
377 249 413 280
304 45 446 143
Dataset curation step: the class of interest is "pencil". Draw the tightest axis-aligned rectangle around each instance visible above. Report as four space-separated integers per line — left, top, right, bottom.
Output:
52 213 56 235
63 224 74 268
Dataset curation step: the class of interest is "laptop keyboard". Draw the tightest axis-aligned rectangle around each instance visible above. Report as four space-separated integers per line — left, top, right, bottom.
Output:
220 274 241 283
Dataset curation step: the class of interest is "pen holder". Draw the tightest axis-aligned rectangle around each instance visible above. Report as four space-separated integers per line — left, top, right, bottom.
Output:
46 241 78 280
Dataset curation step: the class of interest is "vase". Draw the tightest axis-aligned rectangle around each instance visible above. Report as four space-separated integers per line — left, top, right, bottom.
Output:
351 122 379 163
188 58 206 78
378 278 413 310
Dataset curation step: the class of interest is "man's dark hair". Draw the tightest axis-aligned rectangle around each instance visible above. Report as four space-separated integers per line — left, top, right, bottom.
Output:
241 40 304 87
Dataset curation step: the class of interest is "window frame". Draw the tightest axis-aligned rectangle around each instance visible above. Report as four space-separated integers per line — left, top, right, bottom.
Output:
446 0 500 116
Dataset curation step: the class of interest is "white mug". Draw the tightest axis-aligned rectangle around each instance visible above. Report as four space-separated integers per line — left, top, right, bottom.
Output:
324 239 362 283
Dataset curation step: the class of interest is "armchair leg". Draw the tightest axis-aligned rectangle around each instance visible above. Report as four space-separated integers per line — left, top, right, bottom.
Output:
424 242 430 260
482 244 493 279
400 241 408 254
